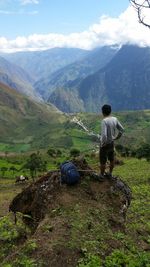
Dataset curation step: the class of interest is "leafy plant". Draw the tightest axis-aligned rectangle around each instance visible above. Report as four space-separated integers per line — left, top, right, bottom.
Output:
23 240 38 254
104 249 150 267
14 256 37 267
78 253 102 267
0 216 19 242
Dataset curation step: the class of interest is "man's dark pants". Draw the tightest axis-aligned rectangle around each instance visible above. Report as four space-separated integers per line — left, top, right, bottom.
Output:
99 142 115 165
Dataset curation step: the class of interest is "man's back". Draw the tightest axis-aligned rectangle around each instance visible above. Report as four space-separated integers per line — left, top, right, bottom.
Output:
101 116 124 147
99 104 124 178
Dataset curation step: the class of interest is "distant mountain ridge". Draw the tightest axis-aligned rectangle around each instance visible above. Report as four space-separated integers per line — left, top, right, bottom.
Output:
78 45 150 112
2 45 150 113
35 46 118 100
3 47 89 80
0 56 38 99
47 45 150 113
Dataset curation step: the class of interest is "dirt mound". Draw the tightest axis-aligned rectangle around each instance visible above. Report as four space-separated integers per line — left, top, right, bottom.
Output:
9 158 131 229
9 158 132 266
9 171 60 228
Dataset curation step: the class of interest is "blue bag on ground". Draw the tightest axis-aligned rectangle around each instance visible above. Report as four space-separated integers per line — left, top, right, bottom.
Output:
60 161 80 185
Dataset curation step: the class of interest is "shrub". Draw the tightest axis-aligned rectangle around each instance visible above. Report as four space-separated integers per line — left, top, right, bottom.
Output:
78 254 102 267
135 143 150 161
70 148 80 157
47 148 56 157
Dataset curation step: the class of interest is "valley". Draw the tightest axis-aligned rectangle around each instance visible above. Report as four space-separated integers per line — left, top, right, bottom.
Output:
0 44 150 267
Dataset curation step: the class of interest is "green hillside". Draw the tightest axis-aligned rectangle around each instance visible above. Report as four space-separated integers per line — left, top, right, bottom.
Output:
0 82 97 153
0 82 66 152
0 88 150 266
73 110 150 150
1 81 150 154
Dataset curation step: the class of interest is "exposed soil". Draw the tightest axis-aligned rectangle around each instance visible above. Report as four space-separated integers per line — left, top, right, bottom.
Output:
9 157 132 266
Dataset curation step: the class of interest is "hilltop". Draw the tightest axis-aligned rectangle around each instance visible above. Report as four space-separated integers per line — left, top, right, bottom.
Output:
2 158 132 267
0 156 150 266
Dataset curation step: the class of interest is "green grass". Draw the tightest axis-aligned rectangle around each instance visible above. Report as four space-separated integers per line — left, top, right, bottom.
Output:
114 158 150 248
0 153 150 266
1 105 150 153
0 143 31 153
0 177 23 217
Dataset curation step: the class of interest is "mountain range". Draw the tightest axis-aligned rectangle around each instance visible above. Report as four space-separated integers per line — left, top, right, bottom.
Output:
1 44 150 113
78 45 150 112
3 47 89 80
34 46 118 100
48 45 150 112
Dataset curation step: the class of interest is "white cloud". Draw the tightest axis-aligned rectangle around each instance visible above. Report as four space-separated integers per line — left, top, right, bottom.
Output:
20 0 39 5
0 9 38 14
0 6 150 53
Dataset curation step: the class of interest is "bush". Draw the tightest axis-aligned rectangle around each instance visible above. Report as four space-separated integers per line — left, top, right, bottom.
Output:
47 148 56 157
78 254 102 267
0 216 19 242
135 143 150 161
104 249 150 267
70 148 80 157
115 144 132 157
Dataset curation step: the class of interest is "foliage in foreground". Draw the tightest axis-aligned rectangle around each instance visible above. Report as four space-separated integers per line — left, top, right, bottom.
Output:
0 156 150 266
78 250 150 267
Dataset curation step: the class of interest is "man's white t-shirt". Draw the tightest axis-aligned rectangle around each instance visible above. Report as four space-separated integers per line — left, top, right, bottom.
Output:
100 116 124 147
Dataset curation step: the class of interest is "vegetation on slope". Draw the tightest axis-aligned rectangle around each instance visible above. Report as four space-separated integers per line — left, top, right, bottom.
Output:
0 153 150 267
1 84 150 155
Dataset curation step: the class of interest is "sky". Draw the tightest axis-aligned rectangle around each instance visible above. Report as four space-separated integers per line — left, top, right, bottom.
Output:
0 0 150 52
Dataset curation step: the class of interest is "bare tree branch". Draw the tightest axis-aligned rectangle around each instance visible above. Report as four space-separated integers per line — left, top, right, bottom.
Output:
130 0 150 28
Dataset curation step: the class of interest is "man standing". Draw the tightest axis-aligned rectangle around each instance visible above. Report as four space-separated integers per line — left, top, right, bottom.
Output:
99 104 124 179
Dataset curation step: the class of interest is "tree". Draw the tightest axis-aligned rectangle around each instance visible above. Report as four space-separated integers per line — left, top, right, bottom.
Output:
135 143 150 161
70 148 80 158
130 0 150 28
23 153 47 181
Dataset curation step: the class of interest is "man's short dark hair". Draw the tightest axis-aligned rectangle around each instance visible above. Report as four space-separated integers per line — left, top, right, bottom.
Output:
102 104 111 116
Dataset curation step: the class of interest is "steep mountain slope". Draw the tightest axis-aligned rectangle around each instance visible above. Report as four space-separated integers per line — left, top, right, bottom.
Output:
0 82 100 153
35 46 118 100
3 48 89 80
79 45 150 112
1 80 150 154
0 82 66 151
46 45 150 113
0 56 37 99
49 88 84 113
